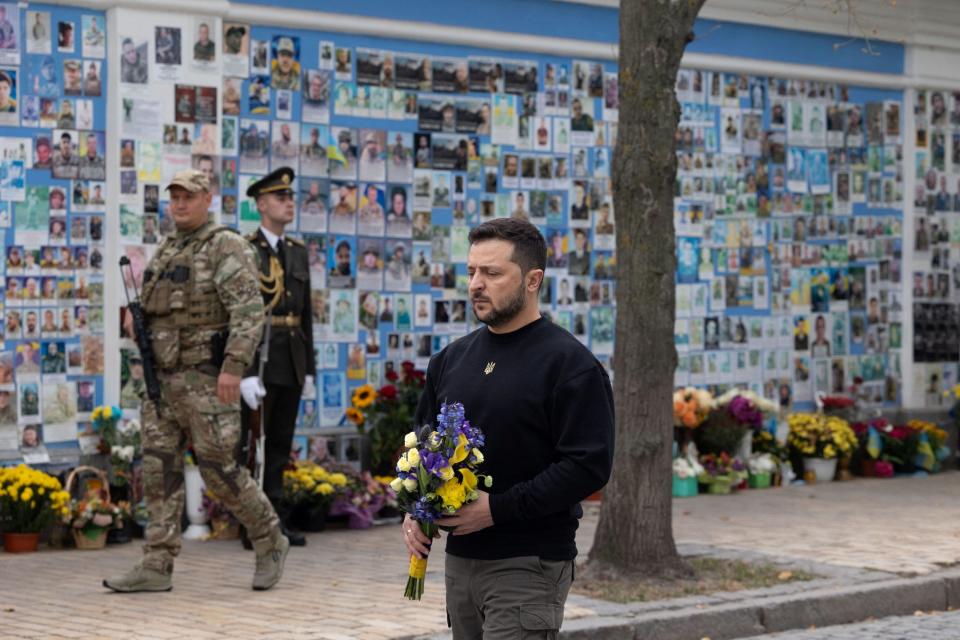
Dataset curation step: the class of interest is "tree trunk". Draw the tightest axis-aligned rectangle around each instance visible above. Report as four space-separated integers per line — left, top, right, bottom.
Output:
587 0 706 578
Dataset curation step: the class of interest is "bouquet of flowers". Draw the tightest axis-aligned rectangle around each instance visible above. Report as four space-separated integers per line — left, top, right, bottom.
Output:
672 456 704 479
0 465 71 533
282 461 347 530
715 389 778 430
95 405 141 488
673 387 713 428
329 469 396 529
787 413 857 459
65 493 127 531
389 401 490 600
752 430 788 462
347 362 427 475
697 452 747 493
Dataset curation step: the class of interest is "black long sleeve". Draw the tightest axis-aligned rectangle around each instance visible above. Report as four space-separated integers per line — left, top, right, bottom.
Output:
414 317 615 561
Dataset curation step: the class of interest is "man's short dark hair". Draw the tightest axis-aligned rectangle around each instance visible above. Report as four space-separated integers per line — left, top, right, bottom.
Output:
468 217 546 275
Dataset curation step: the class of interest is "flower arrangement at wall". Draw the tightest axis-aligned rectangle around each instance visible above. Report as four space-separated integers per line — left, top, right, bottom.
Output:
786 413 858 460
852 417 950 475
94 405 141 489
696 452 747 494
328 469 398 529
695 389 775 457
65 493 127 549
282 461 346 531
673 387 714 429
346 361 427 475
0 465 71 535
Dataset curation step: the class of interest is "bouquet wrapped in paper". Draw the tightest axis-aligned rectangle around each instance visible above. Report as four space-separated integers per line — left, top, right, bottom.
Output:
389 401 490 600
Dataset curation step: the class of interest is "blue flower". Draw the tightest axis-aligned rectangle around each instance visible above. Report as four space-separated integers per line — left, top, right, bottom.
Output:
412 496 439 523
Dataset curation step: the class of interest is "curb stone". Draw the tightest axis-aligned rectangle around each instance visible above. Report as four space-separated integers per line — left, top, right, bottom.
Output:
402 561 960 640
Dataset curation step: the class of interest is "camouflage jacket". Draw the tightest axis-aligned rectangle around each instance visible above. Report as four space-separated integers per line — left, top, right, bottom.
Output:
141 221 264 377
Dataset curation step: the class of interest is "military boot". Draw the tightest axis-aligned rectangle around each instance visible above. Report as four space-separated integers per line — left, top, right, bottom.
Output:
252 535 289 591
103 564 172 593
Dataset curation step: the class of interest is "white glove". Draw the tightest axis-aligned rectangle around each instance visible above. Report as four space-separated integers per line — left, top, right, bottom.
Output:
240 376 267 409
301 375 315 399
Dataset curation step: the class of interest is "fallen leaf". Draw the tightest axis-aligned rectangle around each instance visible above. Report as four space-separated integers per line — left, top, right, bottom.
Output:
914 610 925 617
777 571 793 581
3 608 14 613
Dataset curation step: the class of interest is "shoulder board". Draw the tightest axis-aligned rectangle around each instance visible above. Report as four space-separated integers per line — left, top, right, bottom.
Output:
285 236 305 248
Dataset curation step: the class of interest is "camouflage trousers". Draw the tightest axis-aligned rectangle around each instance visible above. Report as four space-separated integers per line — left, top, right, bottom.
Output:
140 367 281 573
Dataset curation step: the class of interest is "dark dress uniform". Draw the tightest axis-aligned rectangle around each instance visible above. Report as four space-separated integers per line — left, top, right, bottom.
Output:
241 168 316 545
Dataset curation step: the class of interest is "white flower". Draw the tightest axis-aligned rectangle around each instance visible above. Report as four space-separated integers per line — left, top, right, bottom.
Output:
389 477 403 492
111 445 135 462
471 448 484 464
396 457 411 473
748 453 777 474
402 478 418 492
406 448 420 466
404 432 418 449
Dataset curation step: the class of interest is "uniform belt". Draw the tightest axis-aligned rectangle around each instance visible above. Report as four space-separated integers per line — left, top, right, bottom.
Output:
270 313 300 327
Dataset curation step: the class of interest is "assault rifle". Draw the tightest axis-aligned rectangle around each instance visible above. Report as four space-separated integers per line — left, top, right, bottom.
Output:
119 257 162 415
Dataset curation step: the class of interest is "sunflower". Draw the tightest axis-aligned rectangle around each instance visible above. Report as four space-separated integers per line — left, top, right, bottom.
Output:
345 407 365 425
352 384 377 409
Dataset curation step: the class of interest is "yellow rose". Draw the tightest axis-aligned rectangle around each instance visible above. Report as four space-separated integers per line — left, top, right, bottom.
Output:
397 457 411 473
404 432 418 449
402 478 417 492
389 478 404 492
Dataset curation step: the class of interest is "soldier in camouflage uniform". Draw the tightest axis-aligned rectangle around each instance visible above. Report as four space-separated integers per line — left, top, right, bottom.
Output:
104 170 289 593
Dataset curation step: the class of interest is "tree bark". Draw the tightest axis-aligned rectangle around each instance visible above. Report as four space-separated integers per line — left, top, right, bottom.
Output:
587 0 706 578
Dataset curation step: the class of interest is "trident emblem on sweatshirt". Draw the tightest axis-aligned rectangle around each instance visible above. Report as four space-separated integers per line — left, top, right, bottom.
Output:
484 362 496 375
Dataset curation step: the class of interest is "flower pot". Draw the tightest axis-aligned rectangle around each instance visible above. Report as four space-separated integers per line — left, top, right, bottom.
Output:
672 475 698 498
72 525 108 550
748 471 771 489
803 457 838 483
707 480 733 495
3 532 40 553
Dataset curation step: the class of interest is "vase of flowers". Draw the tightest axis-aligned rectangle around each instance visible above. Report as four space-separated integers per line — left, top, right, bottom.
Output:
697 453 747 495
787 413 857 483
0 465 71 553
346 361 427 476
747 453 777 488
672 456 702 498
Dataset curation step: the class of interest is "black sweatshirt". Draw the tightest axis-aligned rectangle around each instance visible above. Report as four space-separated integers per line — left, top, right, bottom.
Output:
414 316 615 561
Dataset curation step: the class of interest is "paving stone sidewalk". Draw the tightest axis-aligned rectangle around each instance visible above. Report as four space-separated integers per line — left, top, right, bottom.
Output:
0 472 957 639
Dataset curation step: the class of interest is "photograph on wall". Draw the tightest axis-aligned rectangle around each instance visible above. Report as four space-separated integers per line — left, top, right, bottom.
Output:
271 35 300 90
81 15 105 58
154 25 182 80
26 11 51 55
0 67 17 125
192 18 216 67
222 23 249 77
120 36 148 84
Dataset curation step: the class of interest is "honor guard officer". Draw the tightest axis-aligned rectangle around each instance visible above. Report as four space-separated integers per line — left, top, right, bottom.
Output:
104 169 289 593
240 167 315 547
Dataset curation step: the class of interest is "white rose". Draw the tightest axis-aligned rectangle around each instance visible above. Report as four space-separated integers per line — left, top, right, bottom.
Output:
389 478 404 492
404 432 418 448
397 458 411 473
402 478 418 492
406 448 420 466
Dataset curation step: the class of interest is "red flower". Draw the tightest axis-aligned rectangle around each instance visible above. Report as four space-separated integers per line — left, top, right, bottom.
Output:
385 370 399 382
401 360 415 372
379 384 398 400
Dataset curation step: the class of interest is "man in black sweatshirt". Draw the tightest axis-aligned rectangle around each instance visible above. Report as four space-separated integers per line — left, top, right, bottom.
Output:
403 217 615 639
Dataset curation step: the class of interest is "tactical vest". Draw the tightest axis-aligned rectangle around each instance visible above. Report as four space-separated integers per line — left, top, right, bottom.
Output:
141 223 236 370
